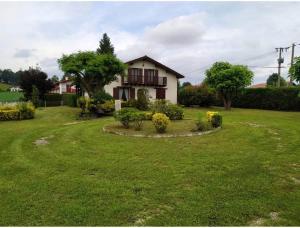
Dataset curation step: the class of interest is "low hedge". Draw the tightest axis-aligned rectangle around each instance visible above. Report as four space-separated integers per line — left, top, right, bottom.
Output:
0 102 35 121
231 88 300 111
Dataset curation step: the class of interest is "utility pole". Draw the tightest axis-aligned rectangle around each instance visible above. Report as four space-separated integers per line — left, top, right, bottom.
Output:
275 47 289 87
290 43 296 85
276 48 284 87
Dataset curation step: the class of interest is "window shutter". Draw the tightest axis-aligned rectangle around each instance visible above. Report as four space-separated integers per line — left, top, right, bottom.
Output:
113 87 119 99
156 88 166 99
130 87 135 99
128 68 132 75
155 70 158 76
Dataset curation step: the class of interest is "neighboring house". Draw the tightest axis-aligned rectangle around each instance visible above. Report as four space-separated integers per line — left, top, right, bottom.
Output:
51 78 76 94
10 86 22 92
104 55 184 103
249 83 267 88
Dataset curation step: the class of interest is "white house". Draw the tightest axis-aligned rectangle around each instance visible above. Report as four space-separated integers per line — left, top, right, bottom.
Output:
10 86 22 92
104 55 184 103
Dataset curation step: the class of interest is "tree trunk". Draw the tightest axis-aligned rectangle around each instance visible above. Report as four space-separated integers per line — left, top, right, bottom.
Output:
223 97 232 110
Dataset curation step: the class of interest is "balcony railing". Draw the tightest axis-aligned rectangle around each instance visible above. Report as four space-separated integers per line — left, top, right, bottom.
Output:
123 75 167 87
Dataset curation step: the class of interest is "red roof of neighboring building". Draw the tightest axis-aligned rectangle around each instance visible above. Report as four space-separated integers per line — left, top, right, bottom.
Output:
249 83 267 88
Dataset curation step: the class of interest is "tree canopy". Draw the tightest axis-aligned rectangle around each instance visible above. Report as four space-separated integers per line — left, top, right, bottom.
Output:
0 69 21 85
51 75 59 84
19 67 53 100
266 73 287 87
96 33 115 55
58 51 126 97
205 61 253 110
289 56 300 84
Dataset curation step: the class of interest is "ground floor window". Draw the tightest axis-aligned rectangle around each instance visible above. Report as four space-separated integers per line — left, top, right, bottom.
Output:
113 87 135 101
119 88 129 101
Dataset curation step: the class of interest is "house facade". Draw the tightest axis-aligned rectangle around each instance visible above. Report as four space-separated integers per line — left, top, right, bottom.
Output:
51 78 76 94
104 56 184 104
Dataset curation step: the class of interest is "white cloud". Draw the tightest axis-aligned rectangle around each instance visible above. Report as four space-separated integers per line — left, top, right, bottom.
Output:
1 2 300 84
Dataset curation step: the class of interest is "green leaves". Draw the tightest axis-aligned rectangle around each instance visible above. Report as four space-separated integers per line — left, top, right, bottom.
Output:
289 56 300 83
205 61 254 109
58 51 126 97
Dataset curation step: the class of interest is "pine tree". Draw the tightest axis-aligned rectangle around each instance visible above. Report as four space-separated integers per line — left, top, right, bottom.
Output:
96 33 115 55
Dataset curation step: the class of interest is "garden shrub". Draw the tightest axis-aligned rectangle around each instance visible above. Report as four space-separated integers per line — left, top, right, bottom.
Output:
0 102 35 121
206 111 219 122
178 84 216 107
136 89 149 111
143 112 153 120
77 96 96 114
131 112 145 131
207 111 222 128
121 99 138 108
0 109 20 121
193 120 212 132
94 90 113 104
114 108 138 128
211 113 222 128
98 100 115 114
17 102 35 119
150 100 184 120
62 93 77 107
165 104 184 120
152 113 170 133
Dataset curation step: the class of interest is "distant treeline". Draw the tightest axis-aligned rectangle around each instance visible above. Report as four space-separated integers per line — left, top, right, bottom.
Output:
0 69 22 85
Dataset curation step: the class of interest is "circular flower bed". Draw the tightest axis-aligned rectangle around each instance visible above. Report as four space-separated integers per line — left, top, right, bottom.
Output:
103 119 221 138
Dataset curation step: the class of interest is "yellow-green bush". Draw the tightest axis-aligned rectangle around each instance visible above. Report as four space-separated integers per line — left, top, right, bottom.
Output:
152 113 170 133
206 111 222 128
99 100 115 113
0 102 35 121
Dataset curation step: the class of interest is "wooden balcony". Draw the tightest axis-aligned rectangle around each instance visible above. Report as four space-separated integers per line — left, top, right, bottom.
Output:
122 75 167 87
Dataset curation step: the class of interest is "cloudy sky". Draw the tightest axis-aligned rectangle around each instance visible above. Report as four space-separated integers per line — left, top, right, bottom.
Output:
1 1 300 84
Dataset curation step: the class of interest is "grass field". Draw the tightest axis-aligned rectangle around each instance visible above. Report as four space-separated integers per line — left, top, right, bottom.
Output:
0 107 299 226
0 91 23 102
0 83 12 92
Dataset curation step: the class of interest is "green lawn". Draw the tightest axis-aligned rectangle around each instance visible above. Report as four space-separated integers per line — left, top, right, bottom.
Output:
0 82 12 91
0 91 24 102
0 107 299 226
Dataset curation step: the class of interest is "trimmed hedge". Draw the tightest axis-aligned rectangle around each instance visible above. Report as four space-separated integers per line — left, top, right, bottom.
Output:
44 93 77 107
231 88 300 111
178 85 216 107
62 93 77 107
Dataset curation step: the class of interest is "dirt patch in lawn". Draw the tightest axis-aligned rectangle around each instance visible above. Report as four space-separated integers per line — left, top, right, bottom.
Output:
63 121 85 126
249 212 280 226
134 205 173 225
33 135 54 146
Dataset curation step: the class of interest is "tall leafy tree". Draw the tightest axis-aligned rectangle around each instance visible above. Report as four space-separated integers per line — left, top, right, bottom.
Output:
205 62 253 110
96 33 115 55
51 75 60 84
58 51 126 97
19 67 53 100
289 56 300 84
266 73 287 87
